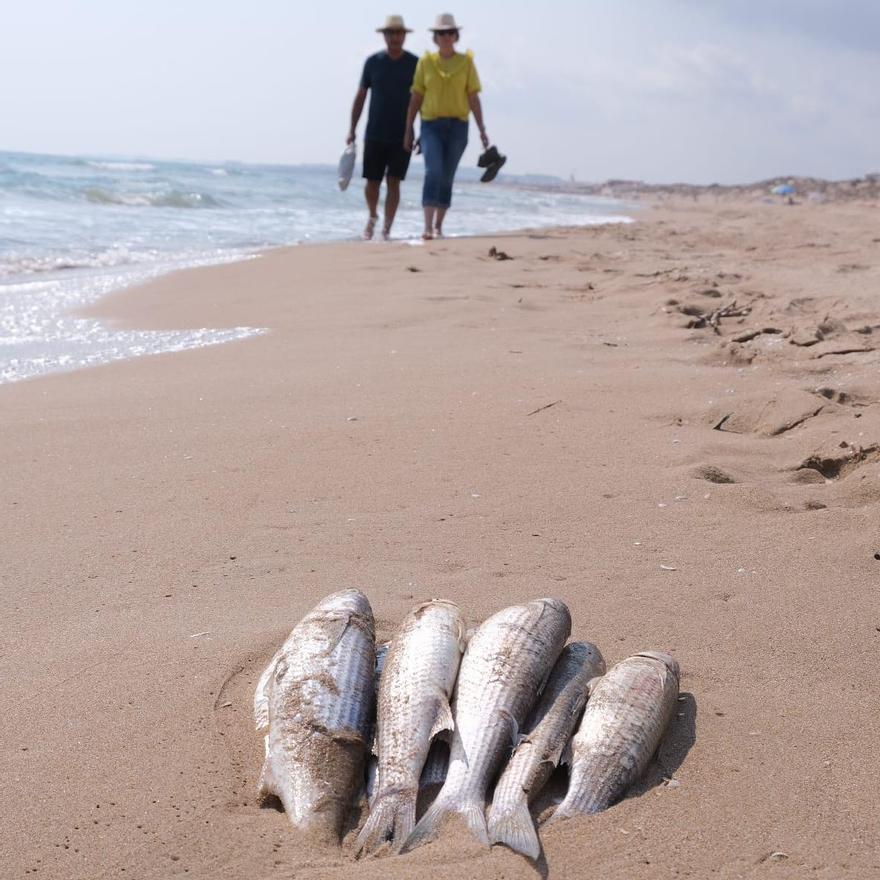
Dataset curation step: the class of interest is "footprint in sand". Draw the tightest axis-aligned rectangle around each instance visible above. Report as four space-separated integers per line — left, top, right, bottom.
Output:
797 444 880 480
691 465 736 484
706 390 826 437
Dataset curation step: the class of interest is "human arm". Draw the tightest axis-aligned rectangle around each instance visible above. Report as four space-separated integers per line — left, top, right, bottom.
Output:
468 92 489 149
348 87 368 144
403 92 423 152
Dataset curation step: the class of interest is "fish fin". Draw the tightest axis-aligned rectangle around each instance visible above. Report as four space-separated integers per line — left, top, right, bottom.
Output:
355 789 417 857
453 727 470 769
401 794 488 852
253 648 283 731
526 600 550 631
546 793 600 825
460 799 490 847
544 801 570 826
399 795 449 852
546 736 568 768
488 800 540 861
429 697 455 741
499 708 519 749
560 739 574 768
326 614 354 654
535 658 557 698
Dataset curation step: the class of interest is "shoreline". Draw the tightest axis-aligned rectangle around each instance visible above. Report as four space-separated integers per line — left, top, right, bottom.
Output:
1 207 635 386
3 195 878 879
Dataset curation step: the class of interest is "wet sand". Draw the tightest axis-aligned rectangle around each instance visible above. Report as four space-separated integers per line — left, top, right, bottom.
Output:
3 196 879 879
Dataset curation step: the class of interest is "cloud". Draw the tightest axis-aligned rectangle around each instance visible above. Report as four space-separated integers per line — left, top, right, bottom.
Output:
681 0 880 54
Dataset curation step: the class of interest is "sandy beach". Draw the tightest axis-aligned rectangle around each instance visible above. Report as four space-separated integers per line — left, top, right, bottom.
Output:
3 196 879 879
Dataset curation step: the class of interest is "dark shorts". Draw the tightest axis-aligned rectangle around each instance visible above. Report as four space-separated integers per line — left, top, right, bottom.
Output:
363 139 411 182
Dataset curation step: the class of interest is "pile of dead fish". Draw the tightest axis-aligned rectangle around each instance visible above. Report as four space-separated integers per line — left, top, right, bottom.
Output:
253 589 680 860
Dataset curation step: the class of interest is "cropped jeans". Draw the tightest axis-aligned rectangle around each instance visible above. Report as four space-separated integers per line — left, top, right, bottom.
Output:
420 118 469 209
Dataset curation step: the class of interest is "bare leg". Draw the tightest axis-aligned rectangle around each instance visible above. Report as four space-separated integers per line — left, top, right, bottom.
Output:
434 207 448 238
364 180 380 239
383 177 401 240
422 206 435 239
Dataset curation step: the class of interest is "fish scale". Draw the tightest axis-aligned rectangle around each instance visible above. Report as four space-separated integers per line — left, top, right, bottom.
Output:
550 651 679 821
356 600 464 855
488 641 606 859
254 589 376 842
402 598 571 852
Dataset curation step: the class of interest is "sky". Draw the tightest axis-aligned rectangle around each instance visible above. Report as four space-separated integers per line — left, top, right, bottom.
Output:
2 0 879 183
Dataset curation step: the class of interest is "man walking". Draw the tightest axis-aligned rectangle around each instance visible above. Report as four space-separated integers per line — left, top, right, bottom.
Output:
347 15 418 240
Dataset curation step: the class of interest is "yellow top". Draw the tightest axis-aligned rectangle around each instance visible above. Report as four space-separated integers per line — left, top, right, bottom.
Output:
411 50 481 121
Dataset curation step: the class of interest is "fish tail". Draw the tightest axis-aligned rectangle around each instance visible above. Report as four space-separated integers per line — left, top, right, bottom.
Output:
354 789 416 857
401 792 487 853
488 799 540 860
546 791 600 825
546 790 575 825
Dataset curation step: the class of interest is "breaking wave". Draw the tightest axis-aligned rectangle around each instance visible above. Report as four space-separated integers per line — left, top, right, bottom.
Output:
84 187 221 208
85 160 156 172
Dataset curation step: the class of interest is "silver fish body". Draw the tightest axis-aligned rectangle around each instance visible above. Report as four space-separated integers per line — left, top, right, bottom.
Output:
366 737 450 806
550 651 679 821
356 600 465 855
254 589 376 842
488 641 606 859
402 598 572 852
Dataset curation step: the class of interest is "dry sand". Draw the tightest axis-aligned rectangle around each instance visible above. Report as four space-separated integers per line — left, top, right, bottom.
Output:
2 197 879 879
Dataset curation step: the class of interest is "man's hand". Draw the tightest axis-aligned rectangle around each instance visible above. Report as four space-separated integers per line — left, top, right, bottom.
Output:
403 129 414 152
346 131 356 145
480 129 490 149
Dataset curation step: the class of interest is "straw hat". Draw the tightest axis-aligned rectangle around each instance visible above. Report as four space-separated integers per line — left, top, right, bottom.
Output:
376 15 412 32
429 13 462 31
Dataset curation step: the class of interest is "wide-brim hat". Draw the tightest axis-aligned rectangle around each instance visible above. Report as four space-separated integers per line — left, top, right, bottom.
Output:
377 15 412 32
429 13 462 31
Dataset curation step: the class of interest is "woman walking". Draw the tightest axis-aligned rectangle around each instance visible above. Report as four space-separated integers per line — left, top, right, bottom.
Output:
403 14 490 240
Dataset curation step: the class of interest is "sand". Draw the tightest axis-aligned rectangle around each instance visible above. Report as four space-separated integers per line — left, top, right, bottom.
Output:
3 196 879 879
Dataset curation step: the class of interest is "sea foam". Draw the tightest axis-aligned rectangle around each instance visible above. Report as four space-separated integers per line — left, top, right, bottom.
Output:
1 149 633 383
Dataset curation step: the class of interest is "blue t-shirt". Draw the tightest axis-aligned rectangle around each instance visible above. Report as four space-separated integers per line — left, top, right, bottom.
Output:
360 50 418 143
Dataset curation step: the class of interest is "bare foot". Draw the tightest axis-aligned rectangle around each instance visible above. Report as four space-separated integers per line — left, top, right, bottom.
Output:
363 215 378 240
382 227 392 241
421 230 433 240
434 227 444 238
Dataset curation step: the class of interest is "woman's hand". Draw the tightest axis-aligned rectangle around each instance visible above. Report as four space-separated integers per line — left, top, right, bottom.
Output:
403 129 414 152
479 129 490 149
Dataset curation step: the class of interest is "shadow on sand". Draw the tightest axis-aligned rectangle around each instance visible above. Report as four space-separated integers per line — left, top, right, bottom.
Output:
632 690 698 795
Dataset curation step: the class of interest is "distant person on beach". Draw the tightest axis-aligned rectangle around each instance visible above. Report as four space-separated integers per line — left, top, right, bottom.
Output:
404 13 490 240
347 15 418 240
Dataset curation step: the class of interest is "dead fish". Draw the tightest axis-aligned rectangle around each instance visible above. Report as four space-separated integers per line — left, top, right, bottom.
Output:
549 651 679 821
253 588 376 842
356 600 465 855
488 641 606 859
402 598 571 852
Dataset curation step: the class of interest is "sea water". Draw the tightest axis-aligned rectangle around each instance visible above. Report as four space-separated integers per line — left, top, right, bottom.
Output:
0 150 632 384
